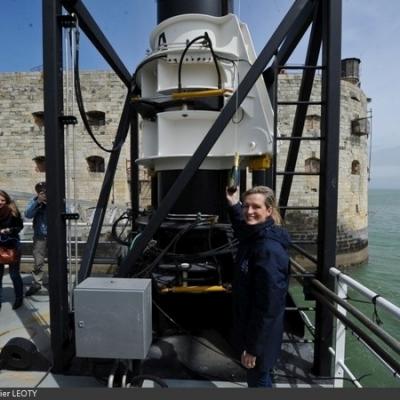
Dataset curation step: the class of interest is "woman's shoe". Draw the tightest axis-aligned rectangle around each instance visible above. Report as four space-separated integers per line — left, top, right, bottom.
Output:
25 285 41 296
12 298 23 310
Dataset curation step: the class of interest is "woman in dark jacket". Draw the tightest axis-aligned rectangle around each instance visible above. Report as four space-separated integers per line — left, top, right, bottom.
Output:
227 185 290 387
0 190 24 310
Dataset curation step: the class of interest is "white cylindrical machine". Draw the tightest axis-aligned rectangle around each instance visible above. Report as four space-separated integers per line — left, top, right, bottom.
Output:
133 0 274 216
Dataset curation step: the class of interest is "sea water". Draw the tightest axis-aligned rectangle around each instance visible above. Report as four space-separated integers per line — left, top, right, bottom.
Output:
344 189 400 387
289 189 400 387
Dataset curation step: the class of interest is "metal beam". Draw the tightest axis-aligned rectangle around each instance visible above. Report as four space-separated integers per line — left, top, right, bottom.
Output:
263 0 315 97
278 2 322 216
62 0 131 87
78 94 131 282
130 111 140 219
42 0 71 373
263 0 315 190
313 0 342 376
118 0 314 277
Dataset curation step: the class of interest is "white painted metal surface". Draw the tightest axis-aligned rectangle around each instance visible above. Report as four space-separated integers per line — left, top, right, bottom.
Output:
330 267 400 319
135 13 274 171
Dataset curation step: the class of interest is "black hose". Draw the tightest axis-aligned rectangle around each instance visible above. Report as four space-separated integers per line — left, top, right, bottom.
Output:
73 26 125 153
111 210 133 246
178 33 221 91
133 220 210 278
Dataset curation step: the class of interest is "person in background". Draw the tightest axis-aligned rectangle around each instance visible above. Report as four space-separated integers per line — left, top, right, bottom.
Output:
226 185 290 387
0 190 24 310
24 182 48 296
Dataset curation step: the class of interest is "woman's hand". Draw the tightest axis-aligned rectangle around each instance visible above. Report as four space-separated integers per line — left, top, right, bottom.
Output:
241 350 256 369
0 228 10 234
226 186 240 206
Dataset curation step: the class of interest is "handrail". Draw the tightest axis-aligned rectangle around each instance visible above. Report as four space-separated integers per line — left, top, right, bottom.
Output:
328 347 362 388
311 288 400 374
289 259 400 375
290 243 318 264
311 279 400 356
330 267 400 320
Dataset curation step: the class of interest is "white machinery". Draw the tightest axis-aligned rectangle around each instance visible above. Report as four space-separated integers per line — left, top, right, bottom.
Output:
134 13 274 172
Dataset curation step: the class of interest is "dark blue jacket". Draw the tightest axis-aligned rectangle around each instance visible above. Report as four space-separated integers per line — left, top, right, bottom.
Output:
0 212 23 249
24 197 47 238
229 203 290 371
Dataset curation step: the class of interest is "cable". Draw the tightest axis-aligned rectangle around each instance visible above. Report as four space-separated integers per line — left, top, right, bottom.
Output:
73 23 125 153
129 232 142 250
271 371 372 386
153 301 243 368
178 35 207 91
131 54 168 93
34 365 53 388
133 220 210 278
165 238 238 260
111 210 134 246
177 33 222 92
204 32 222 90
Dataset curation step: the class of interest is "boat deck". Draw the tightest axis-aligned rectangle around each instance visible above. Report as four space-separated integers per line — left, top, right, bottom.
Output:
0 273 331 388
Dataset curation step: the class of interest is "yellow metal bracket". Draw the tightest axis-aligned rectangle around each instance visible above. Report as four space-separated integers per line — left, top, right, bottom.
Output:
248 154 272 171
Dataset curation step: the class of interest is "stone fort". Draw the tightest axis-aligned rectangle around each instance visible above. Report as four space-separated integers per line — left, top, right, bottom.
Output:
0 61 369 266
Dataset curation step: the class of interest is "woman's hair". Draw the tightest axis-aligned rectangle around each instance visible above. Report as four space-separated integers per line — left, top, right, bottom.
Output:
0 189 20 217
242 186 282 225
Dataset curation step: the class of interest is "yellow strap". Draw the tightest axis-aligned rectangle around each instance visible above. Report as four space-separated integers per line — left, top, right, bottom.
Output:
160 285 228 294
171 88 232 100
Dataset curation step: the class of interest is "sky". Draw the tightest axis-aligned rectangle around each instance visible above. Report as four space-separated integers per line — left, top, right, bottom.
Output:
1 0 399 188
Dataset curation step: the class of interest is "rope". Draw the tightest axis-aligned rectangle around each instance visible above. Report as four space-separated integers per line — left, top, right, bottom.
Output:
336 278 384 325
371 294 383 326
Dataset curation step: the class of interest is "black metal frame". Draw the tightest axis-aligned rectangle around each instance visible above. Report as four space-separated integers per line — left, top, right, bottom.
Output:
117 0 313 276
43 0 70 373
42 0 342 375
278 1 323 212
313 0 342 375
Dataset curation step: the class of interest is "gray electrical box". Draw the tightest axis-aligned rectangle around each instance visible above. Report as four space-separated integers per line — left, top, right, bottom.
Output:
74 277 152 359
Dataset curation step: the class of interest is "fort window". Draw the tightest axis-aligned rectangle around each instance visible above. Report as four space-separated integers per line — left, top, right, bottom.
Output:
305 156 320 173
86 156 105 173
33 156 46 172
351 160 360 175
351 117 370 136
32 111 44 127
86 110 106 126
350 91 360 102
304 114 321 131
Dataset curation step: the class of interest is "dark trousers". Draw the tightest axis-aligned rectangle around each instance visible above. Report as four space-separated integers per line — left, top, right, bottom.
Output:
0 261 23 303
31 237 47 287
247 368 273 388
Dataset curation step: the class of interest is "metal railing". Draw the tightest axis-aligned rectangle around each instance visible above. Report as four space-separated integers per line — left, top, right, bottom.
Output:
290 259 400 387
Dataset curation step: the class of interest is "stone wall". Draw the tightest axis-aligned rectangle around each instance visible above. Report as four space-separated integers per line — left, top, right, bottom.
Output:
0 70 369 266
0 71 151 217
276 73 369 266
